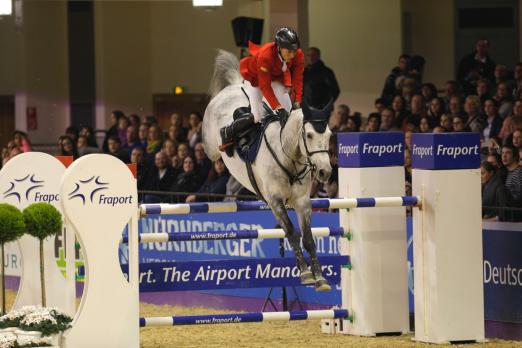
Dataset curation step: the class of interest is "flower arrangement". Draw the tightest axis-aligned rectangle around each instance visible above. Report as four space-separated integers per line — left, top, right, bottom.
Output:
0 307 39 329
0 335 16 348
15 336 53 347
18 307 72 337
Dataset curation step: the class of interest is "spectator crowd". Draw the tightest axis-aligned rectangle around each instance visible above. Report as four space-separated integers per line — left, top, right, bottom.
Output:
1 38 520 220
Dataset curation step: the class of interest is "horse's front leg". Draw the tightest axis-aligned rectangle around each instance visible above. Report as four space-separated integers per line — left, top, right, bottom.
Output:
295 199 331 292
268 197 314 285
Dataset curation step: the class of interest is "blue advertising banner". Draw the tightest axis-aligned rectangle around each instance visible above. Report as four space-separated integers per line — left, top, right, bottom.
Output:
483 222 522 323
411 133 481 170
337 132 404 168
121 256 349 292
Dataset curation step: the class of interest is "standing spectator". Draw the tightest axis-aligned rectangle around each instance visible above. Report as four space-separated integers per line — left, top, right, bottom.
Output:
303 47 340 109
187 112 203 149
13 131 32 152
186 158 230 202
487 151 502 169
457 38 496 94
102 110 124 153
381 54 410 105
142 151 177 203
501 144 522 210
481 161 508 220
107 136 130 163
464 95 485 133
512 129 522 150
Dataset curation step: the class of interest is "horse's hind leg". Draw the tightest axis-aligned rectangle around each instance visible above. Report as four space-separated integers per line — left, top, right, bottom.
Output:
295 200 331 292
269 198 314 285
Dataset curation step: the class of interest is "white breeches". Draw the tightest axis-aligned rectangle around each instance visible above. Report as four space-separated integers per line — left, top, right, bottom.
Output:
242 80 292 122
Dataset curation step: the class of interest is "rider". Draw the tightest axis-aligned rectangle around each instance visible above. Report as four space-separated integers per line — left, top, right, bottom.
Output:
220 27 304 153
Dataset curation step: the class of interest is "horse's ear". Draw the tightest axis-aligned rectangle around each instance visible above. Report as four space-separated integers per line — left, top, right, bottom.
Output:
322 99 334 117
302 99 312 121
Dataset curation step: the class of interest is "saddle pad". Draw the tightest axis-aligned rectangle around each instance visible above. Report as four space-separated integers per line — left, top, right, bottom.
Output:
236 113 279 164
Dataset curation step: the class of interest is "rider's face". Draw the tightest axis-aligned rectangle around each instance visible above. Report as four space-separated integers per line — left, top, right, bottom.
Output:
280 48 296 63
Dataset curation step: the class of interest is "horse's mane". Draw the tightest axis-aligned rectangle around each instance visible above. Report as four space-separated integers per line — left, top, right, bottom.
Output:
209 50 243 98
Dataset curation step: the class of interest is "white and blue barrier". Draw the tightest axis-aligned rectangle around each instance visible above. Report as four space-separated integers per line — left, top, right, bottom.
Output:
140 196 419 216
124 226 347 243
140 309 349 327
56 133 482 347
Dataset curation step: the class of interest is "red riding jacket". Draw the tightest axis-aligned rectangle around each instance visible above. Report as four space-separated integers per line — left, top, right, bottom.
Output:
240 41 304 110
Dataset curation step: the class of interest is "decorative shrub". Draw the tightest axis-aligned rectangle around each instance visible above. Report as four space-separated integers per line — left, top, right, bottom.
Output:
23 204 62 241
0 204 25 244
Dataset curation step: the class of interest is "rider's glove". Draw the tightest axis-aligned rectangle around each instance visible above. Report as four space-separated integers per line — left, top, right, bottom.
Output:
292 102 301 110
276 107 289 128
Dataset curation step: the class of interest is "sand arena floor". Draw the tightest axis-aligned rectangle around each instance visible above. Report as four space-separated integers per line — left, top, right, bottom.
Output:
4 290 522 348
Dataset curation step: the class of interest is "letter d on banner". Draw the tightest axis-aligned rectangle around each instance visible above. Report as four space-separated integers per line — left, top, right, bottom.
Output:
60 154 138 348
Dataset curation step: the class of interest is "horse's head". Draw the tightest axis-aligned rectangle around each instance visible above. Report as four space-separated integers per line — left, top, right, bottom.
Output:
296 100 333 183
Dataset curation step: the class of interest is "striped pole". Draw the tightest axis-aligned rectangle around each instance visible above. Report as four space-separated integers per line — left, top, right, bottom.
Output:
121 227 347 244
140 196 420 216
139 309 349 327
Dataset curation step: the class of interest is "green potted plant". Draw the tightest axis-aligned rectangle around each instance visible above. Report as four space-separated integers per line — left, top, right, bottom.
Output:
22 203 62 308
0 204 26 315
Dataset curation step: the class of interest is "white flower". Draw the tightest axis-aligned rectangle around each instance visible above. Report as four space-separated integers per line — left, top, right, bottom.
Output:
17 335 53 346
20 309 57 326
0 334 16 348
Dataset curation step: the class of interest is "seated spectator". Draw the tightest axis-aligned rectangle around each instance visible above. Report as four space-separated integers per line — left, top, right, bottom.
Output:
419 116 434 133
187 111 203 148
499 100 521 141
433 126 446 133
168 112 188 143
194 142 211 186
404 130 413 150
475 79 491 105
79 126 98 148
146 124 163 154
443 80 459 110
102 110 124 153
501 144 522 213
427 97 445 121
344 114 361 132
329 104 349 133
452 115 469 132
464 95 485 133
142 151 177 203
447 95 464 119
512 129 522 150
2 140 21 166
65 126 79 144
138 122 150 151
170 156 201 203
59 135 79 159
494 82 513 119
162 139 177 163
401 94 426 131
172 142 190 174
107 135 130 163
365 113 381 132
131 147 148 191
13 131 32 152
186 158 230 202
224 176 247 202
391 95 408 128
421 83 438 107
481 161 508 221
404 148 412 181
379 108 400 131
374 98 386 114
77 136 98 157
487 151 502 170
124 125 141 155
513 62 522 98
117 116 130 147
482 98 503 146
439 114 452 131
128 114 141 128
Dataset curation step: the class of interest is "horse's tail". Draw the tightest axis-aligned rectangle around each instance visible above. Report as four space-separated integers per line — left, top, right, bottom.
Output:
209 50 242 98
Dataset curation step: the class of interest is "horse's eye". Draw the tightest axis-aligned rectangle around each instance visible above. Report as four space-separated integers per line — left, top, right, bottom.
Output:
306 133 313 140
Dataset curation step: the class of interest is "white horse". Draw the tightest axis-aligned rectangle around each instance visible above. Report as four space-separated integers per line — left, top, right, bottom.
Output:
202 50 333 291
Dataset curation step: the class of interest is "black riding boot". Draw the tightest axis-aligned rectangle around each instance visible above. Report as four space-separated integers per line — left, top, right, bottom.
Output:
219 114 255 157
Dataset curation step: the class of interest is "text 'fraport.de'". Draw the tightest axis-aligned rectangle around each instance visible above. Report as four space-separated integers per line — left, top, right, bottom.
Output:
338 142 403 157
412 144 480 159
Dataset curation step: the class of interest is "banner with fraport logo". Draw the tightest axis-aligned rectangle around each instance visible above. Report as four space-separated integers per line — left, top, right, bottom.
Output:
337 132 404 168
412 133 481 170
118 211 345 306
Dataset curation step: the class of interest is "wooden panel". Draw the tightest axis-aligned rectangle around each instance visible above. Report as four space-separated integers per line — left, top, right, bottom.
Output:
0 96 15 149
152 94 209 129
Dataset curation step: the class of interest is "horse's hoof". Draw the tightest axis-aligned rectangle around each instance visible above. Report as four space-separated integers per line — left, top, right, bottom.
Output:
300 270 315 285
314 277 331 292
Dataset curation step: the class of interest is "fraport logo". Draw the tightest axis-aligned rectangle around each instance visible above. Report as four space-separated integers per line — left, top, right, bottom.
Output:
2 174 59 203
68 175 133 206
